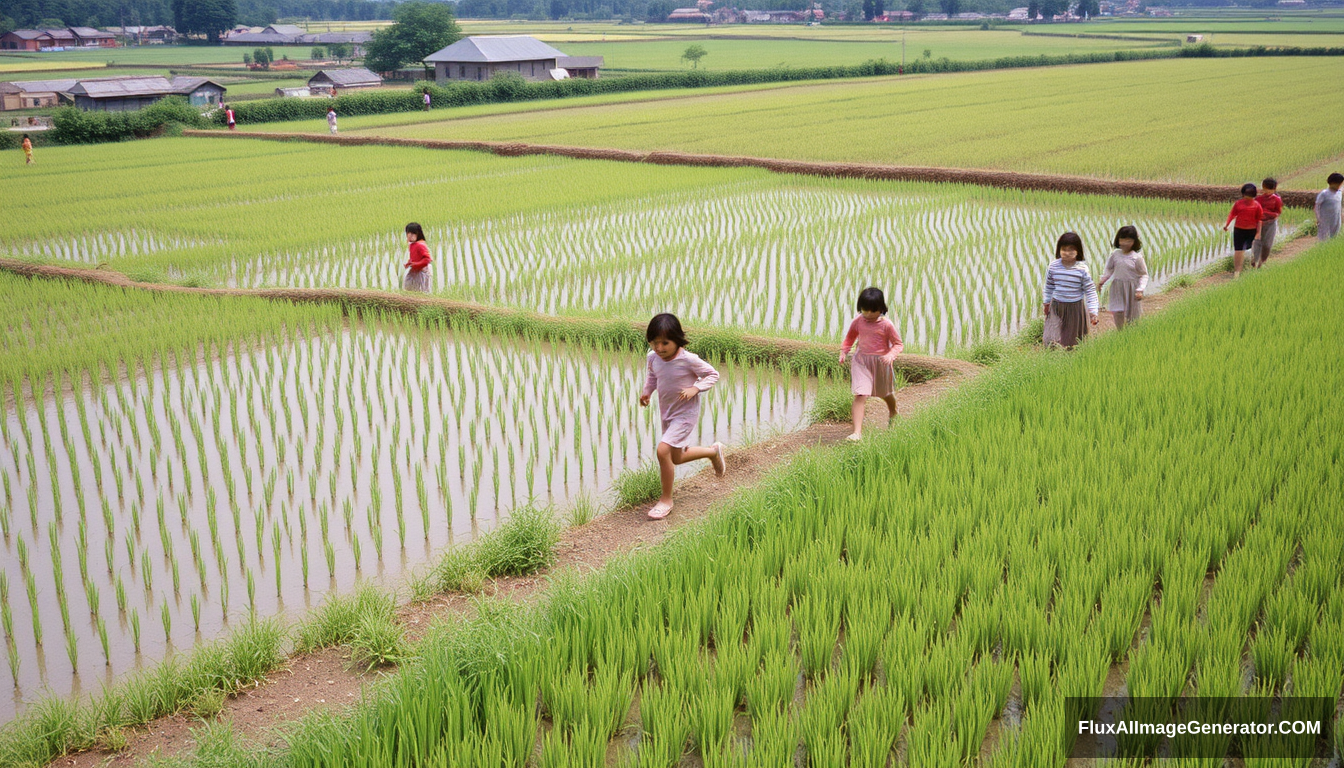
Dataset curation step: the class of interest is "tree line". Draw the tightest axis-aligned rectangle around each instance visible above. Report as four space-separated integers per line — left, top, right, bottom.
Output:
0 0 393 31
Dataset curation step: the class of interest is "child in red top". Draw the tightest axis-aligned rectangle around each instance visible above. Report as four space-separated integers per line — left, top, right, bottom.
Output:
839 286 903 441
1252 177 1283 268
1222 183 1262 279
403 222 431 293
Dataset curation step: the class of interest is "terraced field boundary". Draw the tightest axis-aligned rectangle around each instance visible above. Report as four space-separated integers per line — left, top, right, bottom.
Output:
0 257 963 382
183 130 1322 207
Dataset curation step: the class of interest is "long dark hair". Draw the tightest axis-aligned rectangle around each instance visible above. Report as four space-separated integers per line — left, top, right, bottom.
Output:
1055 231 1085 261
405 222 425 243
646 313 688 348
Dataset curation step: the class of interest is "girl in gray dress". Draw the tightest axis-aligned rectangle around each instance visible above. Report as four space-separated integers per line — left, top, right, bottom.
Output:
1097 225 1148 331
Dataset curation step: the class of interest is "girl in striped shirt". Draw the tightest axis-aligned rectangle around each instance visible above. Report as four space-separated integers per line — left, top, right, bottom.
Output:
1042 232 1099 350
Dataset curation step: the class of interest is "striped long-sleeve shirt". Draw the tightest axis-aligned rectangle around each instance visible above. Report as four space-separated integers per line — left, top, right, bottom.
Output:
1043 259 1099 315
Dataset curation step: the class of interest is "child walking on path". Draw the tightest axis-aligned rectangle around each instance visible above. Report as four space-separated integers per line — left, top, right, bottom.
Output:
639 313 725 520
403 222 431 292
839 287 903 441
21 134 32 165
1097 225 1148 330
1223 183 1262 278
1252 178 1282 267
1042 231 1099 350
327 107 338 135
1316 173 1343 241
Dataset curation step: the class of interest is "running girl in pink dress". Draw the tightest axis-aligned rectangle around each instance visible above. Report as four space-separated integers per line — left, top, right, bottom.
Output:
839 287 904 441
638 313 726 520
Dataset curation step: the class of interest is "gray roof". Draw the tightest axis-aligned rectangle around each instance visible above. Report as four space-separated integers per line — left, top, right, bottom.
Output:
67 76 224 98
308 68 381 86
70 26 115 38
8 78 79 92
424 36 567 64
265 24 306 36
303 31 371 43
41 28 77 40
557 56 603 68
6 30 54 40
225 31 296 43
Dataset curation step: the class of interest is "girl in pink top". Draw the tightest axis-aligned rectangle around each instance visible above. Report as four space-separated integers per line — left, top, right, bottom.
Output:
839 287 904 441
638 313 726 520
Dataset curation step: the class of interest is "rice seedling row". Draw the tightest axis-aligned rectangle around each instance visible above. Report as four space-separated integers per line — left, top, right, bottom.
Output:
232 238 1343 767
0 284 814 722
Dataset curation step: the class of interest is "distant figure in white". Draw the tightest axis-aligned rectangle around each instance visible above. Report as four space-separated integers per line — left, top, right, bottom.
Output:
1097 225 1148 330
327 107 337 135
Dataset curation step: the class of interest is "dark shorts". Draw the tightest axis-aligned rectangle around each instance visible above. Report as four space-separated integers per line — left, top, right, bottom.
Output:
1232 227 1257 251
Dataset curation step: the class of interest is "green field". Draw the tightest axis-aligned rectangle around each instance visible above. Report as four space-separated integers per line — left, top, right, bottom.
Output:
348 56 1344 188
562 31 1168 72
2 136 1270 354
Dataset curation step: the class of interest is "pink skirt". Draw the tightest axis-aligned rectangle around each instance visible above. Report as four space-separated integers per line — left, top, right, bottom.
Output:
660 414 697 449
851 353 895 397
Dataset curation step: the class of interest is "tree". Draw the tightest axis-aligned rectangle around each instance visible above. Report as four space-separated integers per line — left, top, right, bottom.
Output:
252 46 270 67
242 51 251 65
1038 0 1064 19
311 46 325 59
873 0 884 18
1026 0 1038 18
906 0 926 18
680 43 707 68
328 42 351 62
938 0 959 17
1074 0 1099 17
39 17 66 27
172 0 235 41
0 15 16 35
862 0 874 19
363 1 462 74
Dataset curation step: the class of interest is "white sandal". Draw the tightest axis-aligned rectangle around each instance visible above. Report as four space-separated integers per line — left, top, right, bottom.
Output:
711 442 726 477
648 501 673 520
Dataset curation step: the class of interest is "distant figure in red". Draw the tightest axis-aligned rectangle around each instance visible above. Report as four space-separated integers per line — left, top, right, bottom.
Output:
403 222 431 292
224 105 236 131
1223 182 1262 279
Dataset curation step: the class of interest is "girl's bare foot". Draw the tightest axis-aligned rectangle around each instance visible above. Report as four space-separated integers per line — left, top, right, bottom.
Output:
648 500 673 520
710 443 726 477
846 433 862 441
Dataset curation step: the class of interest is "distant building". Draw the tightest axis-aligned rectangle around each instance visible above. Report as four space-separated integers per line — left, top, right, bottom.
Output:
64 76 225 111
668 7 713 21
1007 6 1031 19
1185 33 1204 42
557 56 603 78
0 79 77 110
1147 6 1172 15
106 25 179 44
1 26 116 50
425 36 602 83
878 10 917 20
308 68 383 93
275 86 312 97
223 25 371 46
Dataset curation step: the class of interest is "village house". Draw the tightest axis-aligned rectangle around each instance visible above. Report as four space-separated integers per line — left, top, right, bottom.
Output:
425 36 603 83
1 26 118 50
0 30 55 50
69 27 118 46
64 76 226 111
0 79 76 110
308 68 382 93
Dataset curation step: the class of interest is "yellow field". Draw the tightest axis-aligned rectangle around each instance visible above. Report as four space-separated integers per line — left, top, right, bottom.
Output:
0 59 105 73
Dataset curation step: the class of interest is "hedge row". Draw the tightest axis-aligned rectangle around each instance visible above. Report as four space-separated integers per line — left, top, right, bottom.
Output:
49 96 210 144
217 44 1344 127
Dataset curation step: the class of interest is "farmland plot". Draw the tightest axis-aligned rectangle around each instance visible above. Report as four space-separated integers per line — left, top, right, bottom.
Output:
0 279 813 721
207 183 1252 354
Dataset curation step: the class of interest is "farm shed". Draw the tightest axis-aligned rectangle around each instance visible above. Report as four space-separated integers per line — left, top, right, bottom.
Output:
557 56 604 79
425 36 592 84
0 79 77 110
308 68 382 93
65 76 226 111
69 27 118 47
1186 34 1204 43
275 86 312 97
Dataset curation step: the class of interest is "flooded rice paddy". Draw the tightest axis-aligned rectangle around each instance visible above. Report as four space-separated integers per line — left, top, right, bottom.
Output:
0 321 814 721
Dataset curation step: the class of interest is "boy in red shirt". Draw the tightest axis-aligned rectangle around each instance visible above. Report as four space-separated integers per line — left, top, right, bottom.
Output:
1252 177 1282 268
1223 183 1262 279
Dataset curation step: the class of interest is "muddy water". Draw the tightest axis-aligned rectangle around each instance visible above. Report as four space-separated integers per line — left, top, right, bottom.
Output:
0 325 815 723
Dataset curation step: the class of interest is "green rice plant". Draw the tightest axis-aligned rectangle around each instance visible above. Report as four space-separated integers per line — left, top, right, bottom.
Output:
613 463 662 509
848 684 904 768
637 681 689 767
1249 626 1294 690
808 380 854 424
799 665 859 766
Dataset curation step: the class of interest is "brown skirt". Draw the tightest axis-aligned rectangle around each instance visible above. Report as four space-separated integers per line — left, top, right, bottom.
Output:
1051 299 1089 349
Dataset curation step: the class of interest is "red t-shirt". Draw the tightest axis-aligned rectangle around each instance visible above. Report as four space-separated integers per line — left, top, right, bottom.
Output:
225 109 234 123
1256 193 1283 221
405 240 431 271
1226 198 1263 230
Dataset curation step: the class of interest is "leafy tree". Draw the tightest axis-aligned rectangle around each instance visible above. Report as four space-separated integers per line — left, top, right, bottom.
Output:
1026 0 1038 18
0 15 16 35
680 43 707 68
938 0 959 16
328 41 351 61
172 0 235 41
873 0 884 17
39 17 66 26
363 1 461 74
1038 0 1064 18
906 0 926 18
310 45 325 59
862 0 874 19
243 52 252 64
1074 0 1099 16
252 46 270 67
